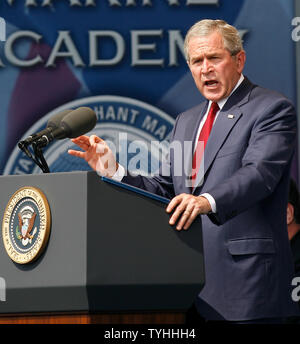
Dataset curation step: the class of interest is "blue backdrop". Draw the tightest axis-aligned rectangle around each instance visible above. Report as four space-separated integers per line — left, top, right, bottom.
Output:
0 0 297 180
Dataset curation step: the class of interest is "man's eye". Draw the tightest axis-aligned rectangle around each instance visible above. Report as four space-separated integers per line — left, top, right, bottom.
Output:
193 59 202 64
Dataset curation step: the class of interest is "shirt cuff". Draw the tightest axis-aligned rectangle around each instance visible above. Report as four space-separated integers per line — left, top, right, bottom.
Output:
200 193 217 213
111 164 126 182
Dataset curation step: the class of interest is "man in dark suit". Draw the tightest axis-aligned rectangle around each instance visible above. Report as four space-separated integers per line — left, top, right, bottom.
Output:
68 19 299 322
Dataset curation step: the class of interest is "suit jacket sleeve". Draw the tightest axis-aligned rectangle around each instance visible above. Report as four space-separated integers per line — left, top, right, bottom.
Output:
207 97 297 225
121 115 180 200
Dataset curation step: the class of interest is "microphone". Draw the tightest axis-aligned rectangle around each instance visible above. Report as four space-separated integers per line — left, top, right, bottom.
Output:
36 107 97 147
18 109 72 149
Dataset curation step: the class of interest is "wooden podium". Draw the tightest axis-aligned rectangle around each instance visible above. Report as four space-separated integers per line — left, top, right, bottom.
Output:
0 171 205 324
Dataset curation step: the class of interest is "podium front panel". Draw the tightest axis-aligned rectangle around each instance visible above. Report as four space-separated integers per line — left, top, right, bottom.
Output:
0 172 204 314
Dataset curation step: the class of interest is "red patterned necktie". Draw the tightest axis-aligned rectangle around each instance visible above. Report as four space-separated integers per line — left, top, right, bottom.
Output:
191 101 219 186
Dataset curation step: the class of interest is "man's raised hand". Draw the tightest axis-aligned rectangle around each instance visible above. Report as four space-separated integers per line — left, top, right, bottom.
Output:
68 135 118 177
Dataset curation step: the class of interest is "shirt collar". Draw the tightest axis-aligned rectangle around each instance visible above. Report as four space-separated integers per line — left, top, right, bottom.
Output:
209 74 245 111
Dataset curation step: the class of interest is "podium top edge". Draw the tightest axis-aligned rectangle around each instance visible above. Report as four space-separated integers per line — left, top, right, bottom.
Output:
0 171 94 178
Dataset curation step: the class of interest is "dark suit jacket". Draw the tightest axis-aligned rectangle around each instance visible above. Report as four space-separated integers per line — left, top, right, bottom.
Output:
122 77 299 321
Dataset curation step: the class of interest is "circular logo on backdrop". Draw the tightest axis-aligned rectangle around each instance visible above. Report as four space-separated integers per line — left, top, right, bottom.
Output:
4 96 175 175
2 187 51 264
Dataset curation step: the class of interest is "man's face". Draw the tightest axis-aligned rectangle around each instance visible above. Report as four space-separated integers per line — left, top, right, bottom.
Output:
187 31 246 102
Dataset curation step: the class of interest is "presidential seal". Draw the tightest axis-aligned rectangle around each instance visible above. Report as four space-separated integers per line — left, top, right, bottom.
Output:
2 187 51 264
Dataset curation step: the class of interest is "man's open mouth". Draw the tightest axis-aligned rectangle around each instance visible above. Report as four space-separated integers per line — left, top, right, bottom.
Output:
204 80 219 87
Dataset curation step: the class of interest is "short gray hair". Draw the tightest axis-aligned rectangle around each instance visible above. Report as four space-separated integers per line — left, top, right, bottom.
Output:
184 19 243 61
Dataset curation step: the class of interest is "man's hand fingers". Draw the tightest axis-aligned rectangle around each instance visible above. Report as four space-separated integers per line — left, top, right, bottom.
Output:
182 208 201 230
96 142 108 156
166 195 183 214
71 136 91 151
68 149 86 159
167 194 210 230
71 135 90 144
90 135 104 145
174 208 193 230
168 201 187 227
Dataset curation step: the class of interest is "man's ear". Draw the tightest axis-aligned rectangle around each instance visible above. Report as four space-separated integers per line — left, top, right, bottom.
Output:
287 202 294 225
235 50 246 74
186 59 191 70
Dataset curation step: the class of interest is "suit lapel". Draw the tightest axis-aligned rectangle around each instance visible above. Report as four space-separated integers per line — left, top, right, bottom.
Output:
192 108 243 191
192 77 254 192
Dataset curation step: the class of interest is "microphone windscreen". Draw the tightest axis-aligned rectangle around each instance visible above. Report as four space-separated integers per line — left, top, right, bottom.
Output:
47 109 72 129
61 107 97 138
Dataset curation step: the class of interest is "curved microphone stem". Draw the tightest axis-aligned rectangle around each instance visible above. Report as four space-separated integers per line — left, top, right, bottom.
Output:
18 141 33 159
18 140 50 173
32 141 50 173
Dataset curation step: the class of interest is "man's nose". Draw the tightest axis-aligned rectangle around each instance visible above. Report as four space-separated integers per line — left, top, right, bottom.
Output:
201 58 213 74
